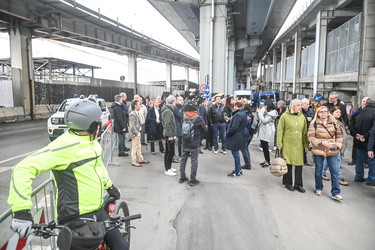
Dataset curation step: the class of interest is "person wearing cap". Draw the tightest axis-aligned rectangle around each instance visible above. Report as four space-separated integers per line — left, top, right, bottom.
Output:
8 99 128 249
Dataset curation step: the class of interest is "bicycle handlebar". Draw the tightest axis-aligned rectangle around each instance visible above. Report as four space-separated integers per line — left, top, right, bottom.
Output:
31 213 141 238
121 214 141 222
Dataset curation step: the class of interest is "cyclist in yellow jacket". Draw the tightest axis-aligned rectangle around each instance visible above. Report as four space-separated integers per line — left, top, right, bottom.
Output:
8 99 128 250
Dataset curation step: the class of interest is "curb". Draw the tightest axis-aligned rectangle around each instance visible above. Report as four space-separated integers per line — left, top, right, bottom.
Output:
0 118 48 132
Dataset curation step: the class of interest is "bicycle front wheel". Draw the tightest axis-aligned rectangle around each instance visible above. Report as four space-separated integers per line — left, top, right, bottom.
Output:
115 201 131 245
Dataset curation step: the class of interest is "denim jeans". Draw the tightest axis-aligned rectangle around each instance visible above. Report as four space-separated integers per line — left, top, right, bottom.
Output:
322 152 343 179
314 155 340 196
241 138 252 166
355 149 375 183
231 150 242 173
117 133 125 153
212 122 227 151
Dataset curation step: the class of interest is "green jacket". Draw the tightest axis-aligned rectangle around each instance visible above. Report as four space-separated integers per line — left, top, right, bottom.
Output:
277 108 309 166
8 130 113 222
161 104 176 137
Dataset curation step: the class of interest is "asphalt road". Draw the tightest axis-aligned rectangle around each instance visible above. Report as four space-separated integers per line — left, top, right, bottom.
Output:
0 120 374 250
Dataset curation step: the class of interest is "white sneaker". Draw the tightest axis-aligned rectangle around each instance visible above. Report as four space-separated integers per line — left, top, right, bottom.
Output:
214 150 218 154
165 169 177 176
222 151 227 155
331 194 343 201
171 168 177 172
315 190 322 196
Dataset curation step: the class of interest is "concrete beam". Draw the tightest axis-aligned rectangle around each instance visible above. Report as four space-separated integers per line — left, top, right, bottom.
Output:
166 62 172 94
236 38 262 50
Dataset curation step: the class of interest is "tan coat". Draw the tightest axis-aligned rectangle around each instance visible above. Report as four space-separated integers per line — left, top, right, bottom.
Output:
308 115 343 157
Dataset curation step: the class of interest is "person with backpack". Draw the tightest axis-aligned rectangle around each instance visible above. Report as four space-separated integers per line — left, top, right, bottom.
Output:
178 101 207 185
241 104 254 170
226 101 248 177
308 105 343 200
277 99 309 193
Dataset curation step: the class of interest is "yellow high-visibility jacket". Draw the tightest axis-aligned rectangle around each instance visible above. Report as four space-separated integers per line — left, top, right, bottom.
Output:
8 130 113 222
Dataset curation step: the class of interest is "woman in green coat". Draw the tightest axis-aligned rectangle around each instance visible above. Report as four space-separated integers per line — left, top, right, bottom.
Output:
277 99 309 193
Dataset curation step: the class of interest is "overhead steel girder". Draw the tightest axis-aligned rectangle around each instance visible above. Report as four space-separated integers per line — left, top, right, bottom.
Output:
0 0 199 69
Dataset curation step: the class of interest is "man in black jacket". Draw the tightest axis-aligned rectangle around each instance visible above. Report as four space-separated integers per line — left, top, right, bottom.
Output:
178 101 207 185
111 94 128 157
173 96 184 161
208 96 227 154
348 96 369 165
349 98 375 183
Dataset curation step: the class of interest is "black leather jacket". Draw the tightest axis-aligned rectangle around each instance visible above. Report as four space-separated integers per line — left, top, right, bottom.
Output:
208 104 226 123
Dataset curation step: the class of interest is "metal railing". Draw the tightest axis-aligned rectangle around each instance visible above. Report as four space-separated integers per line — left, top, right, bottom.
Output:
0 178 56 249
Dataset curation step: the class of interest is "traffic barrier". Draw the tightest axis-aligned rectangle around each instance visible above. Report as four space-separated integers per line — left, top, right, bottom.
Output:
0 178 56 250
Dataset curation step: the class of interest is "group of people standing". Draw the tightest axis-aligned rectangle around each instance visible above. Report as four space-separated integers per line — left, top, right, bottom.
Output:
261 92 375 202
110 91 375 199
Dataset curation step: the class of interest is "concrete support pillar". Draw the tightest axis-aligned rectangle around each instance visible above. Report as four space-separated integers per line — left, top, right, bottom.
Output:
313 11 328 95
199 1 227 95
128 52 137 93
293 32 302 94
280 42 286 92
166 62 172 94
227 39 235 94
272 49 277 90
359 0 375 98
184 67 189 92
267 56 271 85
9 26 35 118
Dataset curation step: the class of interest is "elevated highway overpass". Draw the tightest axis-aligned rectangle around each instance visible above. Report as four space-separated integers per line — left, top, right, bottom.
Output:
0 0 199 118
149 0 375 107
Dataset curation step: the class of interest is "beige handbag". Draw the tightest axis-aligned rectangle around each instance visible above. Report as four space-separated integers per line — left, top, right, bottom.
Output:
270 149 288 177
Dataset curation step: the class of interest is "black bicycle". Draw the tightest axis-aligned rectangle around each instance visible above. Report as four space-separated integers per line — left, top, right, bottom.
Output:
31 195 140 250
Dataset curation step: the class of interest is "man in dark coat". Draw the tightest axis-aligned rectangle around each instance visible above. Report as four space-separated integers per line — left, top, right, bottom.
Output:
226 101 247 177
111 94 128 157
178 101 207 186
173 96 184 160
349 96 368 165
349 98 375 183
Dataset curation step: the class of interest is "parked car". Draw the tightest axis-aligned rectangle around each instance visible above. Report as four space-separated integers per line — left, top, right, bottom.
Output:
47 97 110 141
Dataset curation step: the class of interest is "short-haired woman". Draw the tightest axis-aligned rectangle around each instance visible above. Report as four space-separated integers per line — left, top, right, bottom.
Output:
277 99 309 192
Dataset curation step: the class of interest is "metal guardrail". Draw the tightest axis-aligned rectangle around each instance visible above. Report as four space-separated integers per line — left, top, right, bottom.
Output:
0 123 116 249
0 178 56 250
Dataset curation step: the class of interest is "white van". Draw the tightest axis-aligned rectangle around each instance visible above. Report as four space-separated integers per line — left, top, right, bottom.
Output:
47 98 110 141
233 90 253 104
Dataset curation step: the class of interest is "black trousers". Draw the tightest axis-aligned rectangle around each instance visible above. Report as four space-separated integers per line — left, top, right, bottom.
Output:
150 140 164 153
351 137 356 161
260 140 270 162
164 139 175 170
282 164 303 187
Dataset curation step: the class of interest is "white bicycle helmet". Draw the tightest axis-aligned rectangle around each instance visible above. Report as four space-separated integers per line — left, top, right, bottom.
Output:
64 99 102 133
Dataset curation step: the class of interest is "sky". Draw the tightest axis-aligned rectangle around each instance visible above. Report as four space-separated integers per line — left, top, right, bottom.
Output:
0 0 199 83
